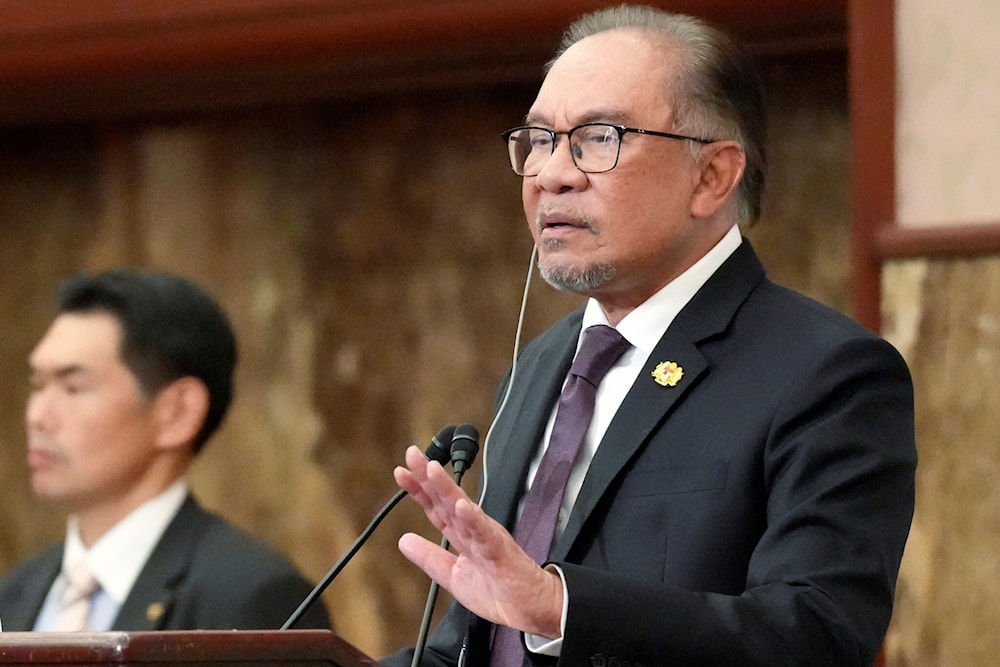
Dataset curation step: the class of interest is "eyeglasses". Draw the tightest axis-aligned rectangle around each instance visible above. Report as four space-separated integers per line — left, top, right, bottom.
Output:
502 122 715 176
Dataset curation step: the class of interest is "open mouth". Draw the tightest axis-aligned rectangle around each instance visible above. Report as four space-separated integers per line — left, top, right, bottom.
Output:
538 212 589 233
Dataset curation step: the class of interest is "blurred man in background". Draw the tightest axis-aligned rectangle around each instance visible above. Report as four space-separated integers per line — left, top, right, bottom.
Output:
0 269 330 631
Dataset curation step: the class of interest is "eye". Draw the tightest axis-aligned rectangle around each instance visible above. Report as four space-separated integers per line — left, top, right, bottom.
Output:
57 371 92 396
582 125 618 146
63 381 85 395
529 131 554 150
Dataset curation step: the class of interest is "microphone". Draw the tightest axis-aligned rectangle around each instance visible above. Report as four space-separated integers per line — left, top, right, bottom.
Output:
281 424 458 629
410 424 480 667
425 424 458 466
449 423 480 479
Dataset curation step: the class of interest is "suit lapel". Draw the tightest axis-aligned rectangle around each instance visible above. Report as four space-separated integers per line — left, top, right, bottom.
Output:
1 546 62 631
552 241 766 560
113 495 207 630
553 334 708 559
479 313 582 530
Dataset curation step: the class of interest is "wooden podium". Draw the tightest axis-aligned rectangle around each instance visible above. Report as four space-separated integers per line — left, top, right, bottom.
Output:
0 630 380 667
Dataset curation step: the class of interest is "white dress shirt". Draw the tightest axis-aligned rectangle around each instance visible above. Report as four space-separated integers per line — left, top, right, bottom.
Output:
33 479 189 631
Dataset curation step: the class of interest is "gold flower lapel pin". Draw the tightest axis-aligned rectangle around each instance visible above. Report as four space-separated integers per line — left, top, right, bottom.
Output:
651 360 684 387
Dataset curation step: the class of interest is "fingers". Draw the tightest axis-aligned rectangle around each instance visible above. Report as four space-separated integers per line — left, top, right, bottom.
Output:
392 446 427 496
395 445 474 529
393 446 562 635
397 532 458 587
394 450 457 545
394 443 519 557
447 496 502 556
393 445 444 513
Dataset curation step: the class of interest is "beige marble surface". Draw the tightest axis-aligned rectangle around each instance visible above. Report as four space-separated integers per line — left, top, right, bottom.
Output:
897 0 1000 226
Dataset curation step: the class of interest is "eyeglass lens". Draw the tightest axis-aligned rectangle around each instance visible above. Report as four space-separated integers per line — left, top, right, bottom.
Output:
507 125 621 176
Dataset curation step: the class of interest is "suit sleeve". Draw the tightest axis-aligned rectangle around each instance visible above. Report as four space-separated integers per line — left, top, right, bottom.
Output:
229 569 332 630
150 515 334 631
380 598 470 667
551 335 916 667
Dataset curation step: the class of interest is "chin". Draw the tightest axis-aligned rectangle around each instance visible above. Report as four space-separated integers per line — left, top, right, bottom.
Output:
539 259 616 293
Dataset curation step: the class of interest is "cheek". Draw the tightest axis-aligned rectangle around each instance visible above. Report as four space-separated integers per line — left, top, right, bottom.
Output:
71 399 149 453
75 416 156 484
620 172 691 222
521 181 537 214
521 187 541 241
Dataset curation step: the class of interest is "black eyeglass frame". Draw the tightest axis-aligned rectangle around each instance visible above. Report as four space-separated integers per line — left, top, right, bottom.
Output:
501 122 716 176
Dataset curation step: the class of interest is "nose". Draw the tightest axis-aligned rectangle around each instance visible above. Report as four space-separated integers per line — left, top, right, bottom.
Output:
26 386 54 433
533 136 589 193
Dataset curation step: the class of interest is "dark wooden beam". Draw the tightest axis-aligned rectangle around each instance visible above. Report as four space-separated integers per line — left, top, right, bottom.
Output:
876 222 1000 260
0 0 845 125
848 0 894 333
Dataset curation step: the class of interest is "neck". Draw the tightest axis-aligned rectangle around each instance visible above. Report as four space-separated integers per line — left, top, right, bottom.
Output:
72 475 184 548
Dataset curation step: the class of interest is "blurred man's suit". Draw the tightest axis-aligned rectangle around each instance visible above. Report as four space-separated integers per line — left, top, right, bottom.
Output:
0 496 331 631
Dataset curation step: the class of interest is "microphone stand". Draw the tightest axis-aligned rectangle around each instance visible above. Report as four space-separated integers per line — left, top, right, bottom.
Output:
409 468 468 667
410 424 478 667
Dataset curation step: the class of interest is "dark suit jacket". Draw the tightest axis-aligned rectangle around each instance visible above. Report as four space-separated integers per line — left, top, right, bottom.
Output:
0 495 331 631
385 241 915 667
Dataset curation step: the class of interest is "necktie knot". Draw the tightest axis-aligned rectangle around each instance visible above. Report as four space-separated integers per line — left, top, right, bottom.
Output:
61 562 98 606
570 325 631 387
53 561 99 631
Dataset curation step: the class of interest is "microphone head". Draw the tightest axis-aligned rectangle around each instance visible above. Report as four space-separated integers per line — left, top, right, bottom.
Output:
449 423 480 474
424 425 457 465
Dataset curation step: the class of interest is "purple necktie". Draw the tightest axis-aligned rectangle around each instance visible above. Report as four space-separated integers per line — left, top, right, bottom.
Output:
489 324 631 667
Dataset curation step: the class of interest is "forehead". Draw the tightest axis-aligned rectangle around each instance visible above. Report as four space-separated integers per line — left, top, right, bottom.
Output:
30 311 124 370
529 29 675 125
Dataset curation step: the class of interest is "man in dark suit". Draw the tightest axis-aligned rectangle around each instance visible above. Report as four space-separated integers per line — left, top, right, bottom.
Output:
0 269 330 631
386 5 915 667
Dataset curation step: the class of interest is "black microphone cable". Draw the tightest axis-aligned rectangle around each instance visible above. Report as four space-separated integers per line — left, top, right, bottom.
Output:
281 424 457 630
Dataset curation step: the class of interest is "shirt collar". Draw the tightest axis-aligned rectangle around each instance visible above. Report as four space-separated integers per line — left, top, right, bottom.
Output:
581 224 742 355
63 479 189 603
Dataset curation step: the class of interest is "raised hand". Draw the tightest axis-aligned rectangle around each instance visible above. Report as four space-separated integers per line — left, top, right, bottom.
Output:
394 445 563 639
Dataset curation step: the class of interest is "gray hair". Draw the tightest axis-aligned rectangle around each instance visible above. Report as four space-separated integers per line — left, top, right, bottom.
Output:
550 4 766 225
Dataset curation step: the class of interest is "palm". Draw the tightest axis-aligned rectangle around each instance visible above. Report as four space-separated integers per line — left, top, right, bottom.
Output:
395 446 562 638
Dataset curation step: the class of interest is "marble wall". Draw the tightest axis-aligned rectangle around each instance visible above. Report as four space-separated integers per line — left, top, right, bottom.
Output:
896 0 1000 226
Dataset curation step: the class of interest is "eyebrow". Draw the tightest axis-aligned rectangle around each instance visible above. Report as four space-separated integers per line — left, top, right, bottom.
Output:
28 363 88 382
524 108 632 128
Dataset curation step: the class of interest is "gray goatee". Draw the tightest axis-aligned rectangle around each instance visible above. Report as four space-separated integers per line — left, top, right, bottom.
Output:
538 253 616 293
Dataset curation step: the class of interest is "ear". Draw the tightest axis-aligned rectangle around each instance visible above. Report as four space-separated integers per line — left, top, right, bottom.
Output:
689 141 746 220
151 376 210 452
